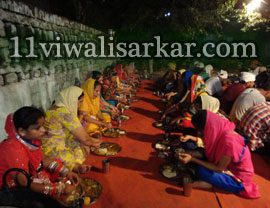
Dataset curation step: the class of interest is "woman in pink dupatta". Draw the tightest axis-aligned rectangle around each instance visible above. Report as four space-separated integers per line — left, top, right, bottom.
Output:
178 110 260 199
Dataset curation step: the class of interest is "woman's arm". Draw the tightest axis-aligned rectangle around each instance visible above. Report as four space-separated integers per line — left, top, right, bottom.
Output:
71 126 102 148
179 153 232 173
96 111 105 122
16 173 77 195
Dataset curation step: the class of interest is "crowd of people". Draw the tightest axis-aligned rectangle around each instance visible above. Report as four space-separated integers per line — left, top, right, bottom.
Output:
0 59 268 204
154 60 270 199
0 63 140 205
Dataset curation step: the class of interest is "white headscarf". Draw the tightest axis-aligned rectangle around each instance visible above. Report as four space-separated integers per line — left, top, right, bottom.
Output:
204 65 213 75
240 72 256 82
55 86 83 117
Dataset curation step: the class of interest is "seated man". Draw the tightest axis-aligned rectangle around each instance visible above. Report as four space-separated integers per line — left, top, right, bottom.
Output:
240 102 270 152
205 70 228 98
230 71 270 126
220 72 255 115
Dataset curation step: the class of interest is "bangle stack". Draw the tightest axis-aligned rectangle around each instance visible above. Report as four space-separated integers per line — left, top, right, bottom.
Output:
59 166 69 177
47 159 69 179
47 161 58 172
43 182 66 197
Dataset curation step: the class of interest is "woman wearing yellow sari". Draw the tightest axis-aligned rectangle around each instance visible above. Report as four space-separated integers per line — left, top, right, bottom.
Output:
42 86 101 173
80 78 112 135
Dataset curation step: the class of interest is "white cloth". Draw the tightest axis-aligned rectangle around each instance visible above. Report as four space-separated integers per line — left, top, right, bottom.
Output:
217 70 228 79
229 88 266 125
253 66 260 75
205 77 223 96
204 65 213 75
198 62 204 69
240 72 256 82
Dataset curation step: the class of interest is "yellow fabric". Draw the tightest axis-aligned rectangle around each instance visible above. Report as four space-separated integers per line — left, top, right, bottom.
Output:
116 77 124 88
178 69 186 74
196 137 204 148
86 123 100 135
85 113 110 135
102 113 111 123
80 78 100 116
201 94 220 113
54 86 83 118
42 107 84 170
190 75 208 103
80 78 110 135
168 62 176 71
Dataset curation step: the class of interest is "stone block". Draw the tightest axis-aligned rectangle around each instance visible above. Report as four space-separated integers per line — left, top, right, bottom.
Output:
0 38 9 48
40 68 49 76
16 71 25 81
0 74 4 85
25 26 35 36
1 0 9 9
16 25 26 38
0 68 6 74
0 21 6 37
4 23 17 37
30 69 41 78
4 72 18 84
0 48 10 64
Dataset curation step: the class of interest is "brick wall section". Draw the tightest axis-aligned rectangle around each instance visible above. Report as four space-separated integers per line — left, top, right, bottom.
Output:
0 0 116 140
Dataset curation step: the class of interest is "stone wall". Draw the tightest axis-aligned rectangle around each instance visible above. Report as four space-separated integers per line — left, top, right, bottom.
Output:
0 0 116 140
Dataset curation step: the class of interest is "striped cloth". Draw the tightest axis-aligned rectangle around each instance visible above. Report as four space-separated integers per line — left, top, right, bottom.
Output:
240 102 270 151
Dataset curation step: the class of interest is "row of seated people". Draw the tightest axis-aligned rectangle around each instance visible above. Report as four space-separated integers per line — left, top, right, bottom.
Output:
0 62 140 205
153 61 270 199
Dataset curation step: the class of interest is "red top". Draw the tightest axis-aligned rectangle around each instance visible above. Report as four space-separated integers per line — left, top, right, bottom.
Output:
220 83 245 115
0 114 43 187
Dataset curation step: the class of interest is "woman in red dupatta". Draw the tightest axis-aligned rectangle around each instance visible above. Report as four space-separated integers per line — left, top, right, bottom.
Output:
0 107 78 200
178 110 260 199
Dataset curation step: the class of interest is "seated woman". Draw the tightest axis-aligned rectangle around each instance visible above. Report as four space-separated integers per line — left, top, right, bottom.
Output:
161 74 207 125
102 71 128 105
125 62 140 86
42 86 101 173
79 78 112 135
90 71 120 119
0 107 79 201
177 94 220 150
154 62 177 93
114 64 132 94
178 110 260 199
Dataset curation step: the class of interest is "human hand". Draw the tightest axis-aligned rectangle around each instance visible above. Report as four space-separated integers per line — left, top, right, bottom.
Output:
90 137 102 149
64 184 77 195
66 171 79 185
161 114 166 121
112 106 120 113
81 144 90 155
104 122 112 129
180 135 194 143
178 153 192 164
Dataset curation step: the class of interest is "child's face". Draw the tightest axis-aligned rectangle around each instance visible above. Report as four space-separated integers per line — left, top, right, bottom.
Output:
20 117 46 140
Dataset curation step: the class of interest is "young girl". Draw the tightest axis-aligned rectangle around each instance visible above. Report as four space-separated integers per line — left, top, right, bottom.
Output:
0 107 79 200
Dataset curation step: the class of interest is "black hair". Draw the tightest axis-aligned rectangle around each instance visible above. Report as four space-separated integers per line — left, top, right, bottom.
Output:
91 71 102 80
13 106 45 130
78 92 84 100
94 80 101 89
255 71 270 90
191 110 207 130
